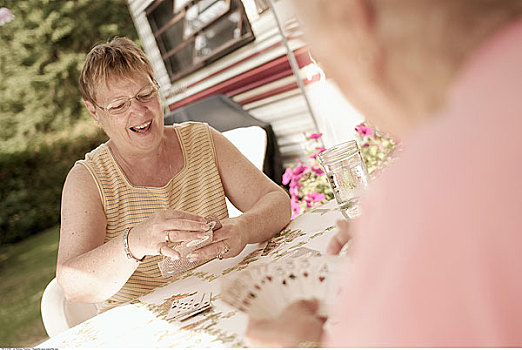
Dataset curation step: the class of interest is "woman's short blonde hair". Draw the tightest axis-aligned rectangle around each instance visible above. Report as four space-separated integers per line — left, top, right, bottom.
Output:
79 37 155 104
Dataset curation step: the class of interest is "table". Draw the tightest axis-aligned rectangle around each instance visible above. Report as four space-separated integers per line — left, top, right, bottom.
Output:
38 200 344 348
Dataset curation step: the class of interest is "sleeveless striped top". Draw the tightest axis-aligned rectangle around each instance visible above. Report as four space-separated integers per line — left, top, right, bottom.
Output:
77 122 228 311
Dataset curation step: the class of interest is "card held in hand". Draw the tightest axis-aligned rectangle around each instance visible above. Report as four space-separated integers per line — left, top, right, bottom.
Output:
158 215 222 278
220 254 344 320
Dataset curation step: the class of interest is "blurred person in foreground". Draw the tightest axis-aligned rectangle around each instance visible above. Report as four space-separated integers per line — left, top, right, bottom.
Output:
56 37 290 312
246 0 522 347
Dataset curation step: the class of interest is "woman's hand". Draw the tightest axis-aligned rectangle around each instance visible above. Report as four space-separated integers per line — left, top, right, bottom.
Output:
128 209 210 260
186 217 247 261
327 219 354 255
245 299 326 348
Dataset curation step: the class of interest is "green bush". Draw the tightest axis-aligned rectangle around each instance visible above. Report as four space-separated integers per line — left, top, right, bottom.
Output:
0 129 108 244
0 0 138 152
0 0 138 244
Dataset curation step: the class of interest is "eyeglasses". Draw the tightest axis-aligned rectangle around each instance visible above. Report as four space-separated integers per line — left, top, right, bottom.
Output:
93 83 160 116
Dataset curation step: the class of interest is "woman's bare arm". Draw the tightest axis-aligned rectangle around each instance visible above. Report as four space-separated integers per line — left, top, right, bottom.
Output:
56 164 208 303
187 127 291 261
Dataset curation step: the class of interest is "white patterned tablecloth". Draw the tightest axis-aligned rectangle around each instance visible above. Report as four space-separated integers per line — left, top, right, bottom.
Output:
38 200 344 348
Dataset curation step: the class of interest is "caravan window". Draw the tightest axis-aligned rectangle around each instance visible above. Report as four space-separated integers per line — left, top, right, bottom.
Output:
146 0 255 81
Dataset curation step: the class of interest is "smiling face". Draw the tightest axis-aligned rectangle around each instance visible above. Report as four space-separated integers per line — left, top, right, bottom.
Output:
84 71 165 156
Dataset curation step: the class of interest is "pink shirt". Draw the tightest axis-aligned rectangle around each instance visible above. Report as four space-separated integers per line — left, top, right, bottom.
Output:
326 17 522 347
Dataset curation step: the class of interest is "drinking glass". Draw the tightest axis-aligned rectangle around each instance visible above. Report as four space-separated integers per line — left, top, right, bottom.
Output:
318 140 369 219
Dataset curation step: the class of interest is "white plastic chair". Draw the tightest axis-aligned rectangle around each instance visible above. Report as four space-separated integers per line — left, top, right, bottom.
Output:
41 277 98 337
222 126 268 217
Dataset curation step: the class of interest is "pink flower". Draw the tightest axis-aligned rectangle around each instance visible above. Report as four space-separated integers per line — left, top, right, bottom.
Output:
290 199 302 219
355 124 374 137
289 180 302 196
293 164 307 177
282 168 293 185
311 166 324 176
305 192 326 204
309 133 323 140
308 147 327 159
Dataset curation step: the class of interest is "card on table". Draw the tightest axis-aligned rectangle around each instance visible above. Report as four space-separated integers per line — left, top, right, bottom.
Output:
166 292 213 322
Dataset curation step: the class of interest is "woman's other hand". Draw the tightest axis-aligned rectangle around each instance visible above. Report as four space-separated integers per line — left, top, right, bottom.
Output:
327 219 354 255
245 299 326 348
128 209 210 260
186 217 247 261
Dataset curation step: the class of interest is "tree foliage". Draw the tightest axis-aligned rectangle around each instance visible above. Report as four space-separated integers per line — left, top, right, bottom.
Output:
0 0 139 152
0 0 139 243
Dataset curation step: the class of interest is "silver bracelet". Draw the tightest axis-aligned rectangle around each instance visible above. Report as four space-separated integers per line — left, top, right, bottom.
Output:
123 227 144 262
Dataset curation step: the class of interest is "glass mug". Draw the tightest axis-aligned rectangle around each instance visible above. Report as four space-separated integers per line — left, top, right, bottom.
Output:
318 140 369 219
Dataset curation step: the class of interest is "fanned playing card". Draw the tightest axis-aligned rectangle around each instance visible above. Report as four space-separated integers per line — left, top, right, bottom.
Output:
166 292 213 321
220 255 343 320
158 215 222 278
280 247 321 260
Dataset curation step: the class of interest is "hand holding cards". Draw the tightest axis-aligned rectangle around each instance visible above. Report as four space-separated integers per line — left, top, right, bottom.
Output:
175 219 221 258
220 254 343 320
158 215 222 278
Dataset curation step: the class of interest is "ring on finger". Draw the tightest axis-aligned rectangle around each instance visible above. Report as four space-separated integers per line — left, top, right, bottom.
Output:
217 242 230 260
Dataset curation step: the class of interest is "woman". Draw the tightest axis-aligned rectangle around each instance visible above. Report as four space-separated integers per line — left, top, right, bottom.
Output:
56 37 291 312
246 0 522 347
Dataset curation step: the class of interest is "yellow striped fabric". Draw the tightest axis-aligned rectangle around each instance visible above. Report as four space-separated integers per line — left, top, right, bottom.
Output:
77 122 228 311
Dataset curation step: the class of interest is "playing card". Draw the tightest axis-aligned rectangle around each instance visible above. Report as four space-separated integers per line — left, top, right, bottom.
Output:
220 255 344 320
221 269 271 318
175 229 214 258
280 247 321 260
158 215 222 278
309 259 336 316
292 255 315 300
267 262 299 304
275 258 307 301
166 292 212 321
242 264 278 318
